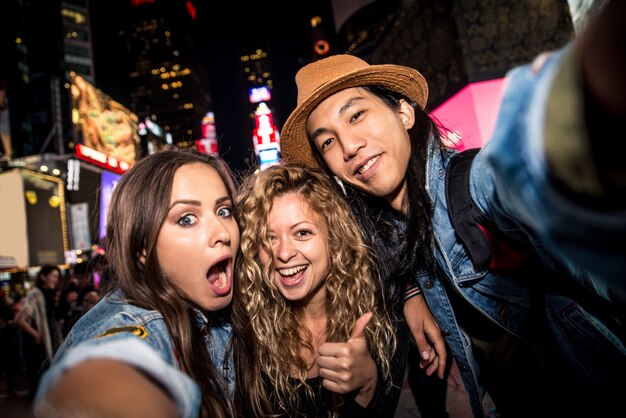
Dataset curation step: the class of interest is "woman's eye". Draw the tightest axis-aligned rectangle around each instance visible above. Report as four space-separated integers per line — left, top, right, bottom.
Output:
178 214 197 226
217 206 233 217
295 229 312 238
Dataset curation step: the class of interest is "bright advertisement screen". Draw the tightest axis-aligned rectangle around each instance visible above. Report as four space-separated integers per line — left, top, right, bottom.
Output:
99 170 121 239
429 78 507 151
249 86 271 104
259 147 280 170
70 73 140 166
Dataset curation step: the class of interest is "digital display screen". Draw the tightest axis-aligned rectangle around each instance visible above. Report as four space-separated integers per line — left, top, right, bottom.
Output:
99 170 121 239
249 86 271 104
70 73 140 166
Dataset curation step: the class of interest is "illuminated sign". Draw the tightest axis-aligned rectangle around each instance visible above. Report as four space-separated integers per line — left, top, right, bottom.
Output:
249 86 272 104
70 73 140 166
99 170 121 239
429 78 507 151
314 39 330 56
252 104 280 152
75 144 130 174
196 112 218 155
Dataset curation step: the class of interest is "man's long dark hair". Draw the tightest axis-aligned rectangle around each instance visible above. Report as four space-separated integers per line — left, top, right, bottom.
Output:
312 85 443 310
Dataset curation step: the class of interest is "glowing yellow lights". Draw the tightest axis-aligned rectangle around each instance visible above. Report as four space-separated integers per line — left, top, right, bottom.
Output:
311 16 322 28
25 191 37 205
49 195 60 208
241 49 267 62
40 165 49 172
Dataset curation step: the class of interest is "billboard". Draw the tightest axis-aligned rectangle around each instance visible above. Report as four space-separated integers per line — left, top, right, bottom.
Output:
99 170 122 239
429 78 507 151
70 73 140 166
249 86 271 104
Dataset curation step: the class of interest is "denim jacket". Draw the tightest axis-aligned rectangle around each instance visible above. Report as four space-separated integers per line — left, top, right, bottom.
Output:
35 289 234 418
419 46 626 417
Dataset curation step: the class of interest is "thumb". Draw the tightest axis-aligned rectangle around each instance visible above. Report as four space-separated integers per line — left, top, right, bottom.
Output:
349 312 373 341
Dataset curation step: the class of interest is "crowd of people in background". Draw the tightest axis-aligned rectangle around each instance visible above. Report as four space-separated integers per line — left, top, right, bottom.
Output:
0 260 101 400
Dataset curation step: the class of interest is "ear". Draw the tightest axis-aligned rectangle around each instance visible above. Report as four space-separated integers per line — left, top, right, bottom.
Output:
398 99 416 129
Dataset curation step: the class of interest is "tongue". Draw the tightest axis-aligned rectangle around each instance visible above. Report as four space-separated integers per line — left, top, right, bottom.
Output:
207 263 223 284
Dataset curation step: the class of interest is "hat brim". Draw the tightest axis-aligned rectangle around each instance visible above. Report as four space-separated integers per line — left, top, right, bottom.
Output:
281 64 428 168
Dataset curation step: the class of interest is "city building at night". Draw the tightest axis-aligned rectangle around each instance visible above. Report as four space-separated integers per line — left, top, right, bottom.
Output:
117 0 213 146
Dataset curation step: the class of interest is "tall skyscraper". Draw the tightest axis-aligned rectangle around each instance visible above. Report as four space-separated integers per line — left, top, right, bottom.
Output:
113 0 212 145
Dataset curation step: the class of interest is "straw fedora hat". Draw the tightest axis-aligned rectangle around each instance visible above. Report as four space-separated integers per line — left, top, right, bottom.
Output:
280 54 428 168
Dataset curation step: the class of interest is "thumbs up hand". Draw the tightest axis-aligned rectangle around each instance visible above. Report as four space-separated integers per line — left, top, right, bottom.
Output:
316 312 378 407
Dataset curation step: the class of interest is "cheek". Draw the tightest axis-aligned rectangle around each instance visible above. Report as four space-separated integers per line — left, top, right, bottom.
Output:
156 237 182 275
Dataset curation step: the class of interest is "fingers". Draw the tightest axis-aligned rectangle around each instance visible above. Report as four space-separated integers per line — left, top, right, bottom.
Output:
316 345 377 396
349 312 373 341
426 328 447 379
412 334 432 362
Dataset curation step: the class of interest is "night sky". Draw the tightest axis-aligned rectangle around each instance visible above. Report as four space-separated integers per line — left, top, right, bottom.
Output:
90 0 334 174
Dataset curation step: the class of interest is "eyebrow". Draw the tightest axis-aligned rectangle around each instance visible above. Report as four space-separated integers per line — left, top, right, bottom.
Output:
309 96 365 143
168 196 231 211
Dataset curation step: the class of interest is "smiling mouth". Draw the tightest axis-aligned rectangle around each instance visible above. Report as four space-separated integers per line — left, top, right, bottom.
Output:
357 155 379 175
278 265 307 277
277 265 307 287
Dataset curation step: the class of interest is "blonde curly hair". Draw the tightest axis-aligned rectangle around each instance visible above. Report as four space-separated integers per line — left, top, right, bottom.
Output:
235 163 396 417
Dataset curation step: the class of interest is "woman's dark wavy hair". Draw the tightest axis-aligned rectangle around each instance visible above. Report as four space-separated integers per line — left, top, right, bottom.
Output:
102 149 236 418
311 85 445 310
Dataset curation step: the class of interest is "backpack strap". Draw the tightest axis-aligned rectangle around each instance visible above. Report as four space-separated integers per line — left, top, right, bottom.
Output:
446 149 625 338
445 148 492 271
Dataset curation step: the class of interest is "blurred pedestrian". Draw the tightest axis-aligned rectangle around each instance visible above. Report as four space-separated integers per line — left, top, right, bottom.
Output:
15 265 62 400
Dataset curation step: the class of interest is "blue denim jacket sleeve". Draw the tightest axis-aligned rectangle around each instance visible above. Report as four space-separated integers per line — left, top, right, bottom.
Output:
34 292 202 418
35 338 200 418
477 45 626 304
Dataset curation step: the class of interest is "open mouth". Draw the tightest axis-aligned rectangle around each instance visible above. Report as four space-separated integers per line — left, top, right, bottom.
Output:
207 258 231 296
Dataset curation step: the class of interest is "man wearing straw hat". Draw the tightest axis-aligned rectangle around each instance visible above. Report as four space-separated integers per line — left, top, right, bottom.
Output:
280 1 625 417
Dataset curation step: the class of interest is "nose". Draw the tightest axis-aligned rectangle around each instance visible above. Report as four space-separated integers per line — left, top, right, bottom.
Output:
276 238 296 262
341 132 366 161
209 218 232 247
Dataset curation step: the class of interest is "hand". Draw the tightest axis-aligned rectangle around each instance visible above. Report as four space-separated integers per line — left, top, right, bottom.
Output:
317 312 377 406
403 294 447 378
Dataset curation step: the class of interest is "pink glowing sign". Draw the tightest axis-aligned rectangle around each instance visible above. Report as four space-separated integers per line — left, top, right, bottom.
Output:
429 78 507 151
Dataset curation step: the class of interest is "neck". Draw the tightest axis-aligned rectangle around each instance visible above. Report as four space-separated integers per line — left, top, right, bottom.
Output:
388 181 408 215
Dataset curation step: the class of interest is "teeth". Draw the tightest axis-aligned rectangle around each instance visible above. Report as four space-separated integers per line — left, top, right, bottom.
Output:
359 156 379 174
216 271 227 288
278 265 306 276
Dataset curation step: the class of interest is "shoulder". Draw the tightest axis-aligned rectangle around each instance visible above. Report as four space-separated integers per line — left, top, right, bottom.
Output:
60 290 172 360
